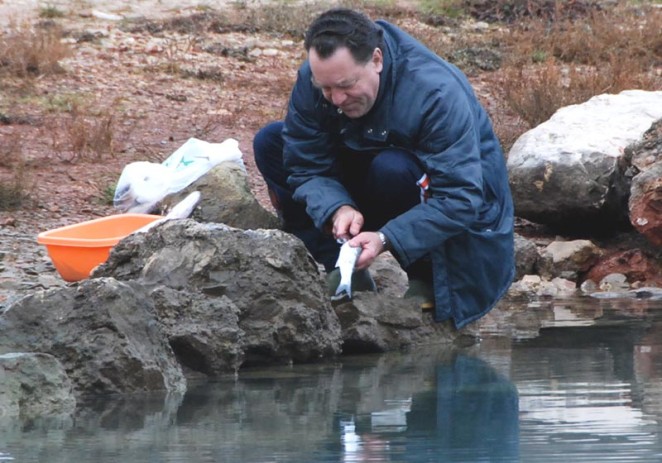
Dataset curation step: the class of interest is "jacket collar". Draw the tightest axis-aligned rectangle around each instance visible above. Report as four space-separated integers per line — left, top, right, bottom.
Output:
358 23 395 142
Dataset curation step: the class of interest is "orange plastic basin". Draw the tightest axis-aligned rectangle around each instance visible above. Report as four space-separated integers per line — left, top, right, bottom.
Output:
37 213 162 282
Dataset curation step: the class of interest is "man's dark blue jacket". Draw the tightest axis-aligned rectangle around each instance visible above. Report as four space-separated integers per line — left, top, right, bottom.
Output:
282 20 515 328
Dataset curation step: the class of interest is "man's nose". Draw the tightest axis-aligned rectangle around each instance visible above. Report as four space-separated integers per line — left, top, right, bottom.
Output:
330 89 347 106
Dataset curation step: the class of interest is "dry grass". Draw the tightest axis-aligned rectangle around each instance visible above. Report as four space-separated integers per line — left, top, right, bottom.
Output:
498 2 661 127
66 107 116 161
0 133 33 210
0 21 70 77
43 99 119 163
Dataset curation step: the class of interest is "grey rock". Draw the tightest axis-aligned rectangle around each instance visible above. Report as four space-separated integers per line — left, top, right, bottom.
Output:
94 220 343 369
0 352 76 419
150 286 244 375
163 161 278 230
370 252 408 298
0 278 186 397
598 273 629 291
514 233 539 280
333 293 460 354
626 118 662 172
508 90 662 231
536 239 602 280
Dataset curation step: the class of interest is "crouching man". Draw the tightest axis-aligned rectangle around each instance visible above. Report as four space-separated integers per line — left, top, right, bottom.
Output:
253 8 514 328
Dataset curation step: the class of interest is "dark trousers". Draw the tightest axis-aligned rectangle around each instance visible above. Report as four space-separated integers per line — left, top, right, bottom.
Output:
253 121 431 280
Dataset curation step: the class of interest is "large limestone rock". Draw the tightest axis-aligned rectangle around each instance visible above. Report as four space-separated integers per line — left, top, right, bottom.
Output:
94 220 343 368
508 90 662 231
0 278 186 397
149 286 245 375
94 219 474 368
0 352 76 418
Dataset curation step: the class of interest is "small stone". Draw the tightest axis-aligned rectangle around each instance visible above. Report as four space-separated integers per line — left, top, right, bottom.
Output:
599 273 629 291
579 279 598 294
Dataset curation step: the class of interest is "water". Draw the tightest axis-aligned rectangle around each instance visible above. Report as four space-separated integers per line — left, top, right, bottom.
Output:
3 297 662 462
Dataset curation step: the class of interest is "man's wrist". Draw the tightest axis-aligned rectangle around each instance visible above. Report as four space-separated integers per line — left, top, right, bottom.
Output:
377 231 389 251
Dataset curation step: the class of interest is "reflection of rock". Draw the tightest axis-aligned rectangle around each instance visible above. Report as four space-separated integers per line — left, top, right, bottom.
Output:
0 392 185 461
0 345 481 463
513 322 662 448
633 326 662 419
169 369 344 461
341 346 458 416
74 391 184 432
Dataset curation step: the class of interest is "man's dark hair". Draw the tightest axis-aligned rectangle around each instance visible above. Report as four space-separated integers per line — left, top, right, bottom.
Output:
304 8 384 64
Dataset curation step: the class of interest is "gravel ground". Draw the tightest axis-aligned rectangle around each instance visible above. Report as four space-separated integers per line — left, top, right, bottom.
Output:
0 0 233 26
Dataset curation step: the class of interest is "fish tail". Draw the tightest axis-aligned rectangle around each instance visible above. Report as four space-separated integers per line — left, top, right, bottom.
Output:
331 282 352 303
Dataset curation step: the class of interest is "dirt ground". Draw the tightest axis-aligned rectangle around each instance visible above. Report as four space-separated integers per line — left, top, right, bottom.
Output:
0 0 543 305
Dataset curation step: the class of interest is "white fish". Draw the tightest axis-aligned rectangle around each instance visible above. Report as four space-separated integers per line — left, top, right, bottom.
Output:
134 191 201 234
331 240 362 302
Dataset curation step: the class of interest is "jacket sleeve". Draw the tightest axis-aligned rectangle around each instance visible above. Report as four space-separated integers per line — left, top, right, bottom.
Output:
282 69 357 229
382 85 485 268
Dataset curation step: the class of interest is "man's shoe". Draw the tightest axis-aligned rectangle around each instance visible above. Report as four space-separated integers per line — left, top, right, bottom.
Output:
404 279 435 311
326 268 377 297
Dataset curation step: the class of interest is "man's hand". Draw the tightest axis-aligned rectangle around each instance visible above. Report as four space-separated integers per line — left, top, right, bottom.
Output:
348 231 385 269
332 205 364 241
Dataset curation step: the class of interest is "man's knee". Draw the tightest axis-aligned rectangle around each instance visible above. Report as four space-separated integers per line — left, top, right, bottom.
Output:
253 121 284 172
368 148 424 193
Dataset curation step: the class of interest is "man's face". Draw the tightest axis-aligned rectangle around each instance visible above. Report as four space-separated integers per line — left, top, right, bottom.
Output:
309 46 383 119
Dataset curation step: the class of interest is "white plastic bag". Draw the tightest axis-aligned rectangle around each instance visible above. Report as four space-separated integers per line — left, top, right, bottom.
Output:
113 138 243 213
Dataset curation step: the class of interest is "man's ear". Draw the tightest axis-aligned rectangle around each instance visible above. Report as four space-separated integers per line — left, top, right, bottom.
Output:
372 48 383 73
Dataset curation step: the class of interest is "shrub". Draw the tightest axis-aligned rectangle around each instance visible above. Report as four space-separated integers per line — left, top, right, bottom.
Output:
43 98 119 162
499 2 661 127
39 5 66 19
0 134 32 211
0 22 70 77
61 106 116 161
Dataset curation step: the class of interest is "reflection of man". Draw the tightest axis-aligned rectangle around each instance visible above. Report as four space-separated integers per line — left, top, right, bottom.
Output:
253 8 514 328
335 354 519 462
407 355 520 461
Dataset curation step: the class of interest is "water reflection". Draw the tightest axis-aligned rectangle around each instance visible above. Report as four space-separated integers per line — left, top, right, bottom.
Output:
512 300 662 462
3 298 662 462
334 354 519 462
